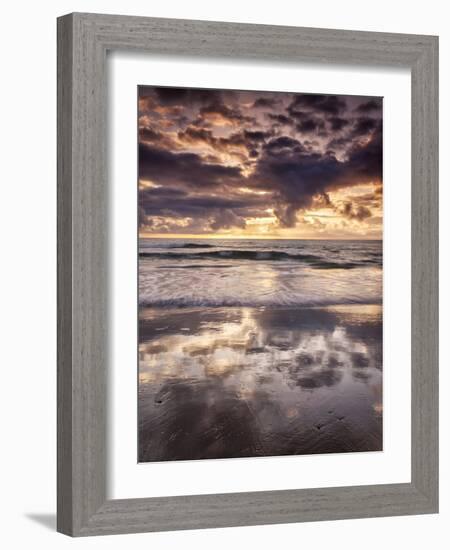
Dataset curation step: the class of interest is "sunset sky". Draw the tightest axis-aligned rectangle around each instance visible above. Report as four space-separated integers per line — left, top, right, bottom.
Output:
138 86 382 239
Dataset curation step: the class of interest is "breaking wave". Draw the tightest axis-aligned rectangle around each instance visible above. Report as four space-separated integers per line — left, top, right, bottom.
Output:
139 249 378 269
138 238 382 308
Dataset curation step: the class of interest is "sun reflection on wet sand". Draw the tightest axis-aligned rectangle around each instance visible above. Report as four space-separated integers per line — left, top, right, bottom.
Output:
139 305 382 462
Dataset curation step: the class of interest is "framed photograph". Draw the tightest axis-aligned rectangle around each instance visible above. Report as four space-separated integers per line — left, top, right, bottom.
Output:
137 85 384 463
57 13 438 536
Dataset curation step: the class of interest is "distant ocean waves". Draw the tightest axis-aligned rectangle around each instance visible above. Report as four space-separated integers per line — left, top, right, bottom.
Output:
139 249 380 270
139 239 382 309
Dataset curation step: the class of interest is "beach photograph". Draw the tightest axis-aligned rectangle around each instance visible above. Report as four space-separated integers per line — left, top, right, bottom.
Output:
138 86 383 462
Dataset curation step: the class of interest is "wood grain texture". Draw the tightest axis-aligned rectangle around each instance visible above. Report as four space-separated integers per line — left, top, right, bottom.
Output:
57 13 74 535
57 12 439 536
410 37 439 506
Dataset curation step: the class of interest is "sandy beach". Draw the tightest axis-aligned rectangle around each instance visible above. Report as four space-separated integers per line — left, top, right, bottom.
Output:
139 304 382 462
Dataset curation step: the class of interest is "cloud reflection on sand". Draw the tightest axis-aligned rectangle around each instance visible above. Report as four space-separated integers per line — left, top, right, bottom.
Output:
139 305 382 462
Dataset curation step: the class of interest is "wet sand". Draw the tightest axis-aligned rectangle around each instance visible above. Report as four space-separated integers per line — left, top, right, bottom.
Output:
139 305 382 462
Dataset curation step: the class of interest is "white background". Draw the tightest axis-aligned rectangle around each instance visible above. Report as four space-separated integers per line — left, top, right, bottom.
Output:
0 1 447 549
110 54 411 498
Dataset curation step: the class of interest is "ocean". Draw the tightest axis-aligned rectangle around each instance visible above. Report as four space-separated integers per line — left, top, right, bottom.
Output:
138 239 383 462
139 238 382 308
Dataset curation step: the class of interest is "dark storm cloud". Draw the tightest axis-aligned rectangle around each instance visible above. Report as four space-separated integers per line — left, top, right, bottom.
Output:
140 127 162 141
139 127 181 151
138 87 382 232
176 126 273 158
252 97 279 108
210 209 247 230
243 129 273 142
250 126 382 227
139 184 269 234
148 86 222 106
328 117 349 131
266 113 293 126
139 143 243 189
178 126 214 144
264 136 305 154
327 116 381 155
296 117 326 134
198 101 255 125
345 126 382 181
283 107 328 136
355 99 382 113
140 186 268 215
352 117 380 137
252 146 341 226
288 94 347 115
326 135 352 152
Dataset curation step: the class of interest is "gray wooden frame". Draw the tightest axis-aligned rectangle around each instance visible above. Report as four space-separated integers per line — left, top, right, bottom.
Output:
57 12 438 537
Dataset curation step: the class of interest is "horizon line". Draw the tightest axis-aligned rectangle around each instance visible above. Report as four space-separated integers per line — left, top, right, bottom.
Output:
139 234 382 241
